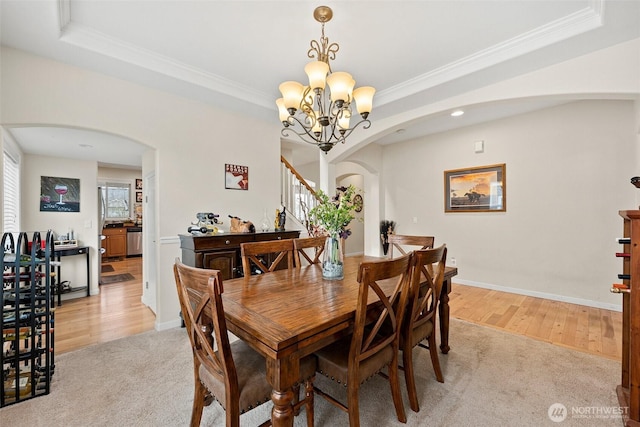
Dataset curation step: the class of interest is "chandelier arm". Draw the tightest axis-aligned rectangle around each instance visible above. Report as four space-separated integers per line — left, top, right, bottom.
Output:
334 118 372 142
282 116 325 145
277 6 374 154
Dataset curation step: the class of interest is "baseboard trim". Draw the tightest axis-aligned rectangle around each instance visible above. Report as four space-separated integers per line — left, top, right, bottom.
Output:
455 278 622 312
155 318 182 331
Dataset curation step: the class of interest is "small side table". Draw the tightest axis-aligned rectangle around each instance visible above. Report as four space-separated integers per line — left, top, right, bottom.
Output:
52 246 90 306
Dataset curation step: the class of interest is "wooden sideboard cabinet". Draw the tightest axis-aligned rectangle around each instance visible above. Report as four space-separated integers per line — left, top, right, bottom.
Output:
102 227 127 258
617 210 640 427
179 230 301 279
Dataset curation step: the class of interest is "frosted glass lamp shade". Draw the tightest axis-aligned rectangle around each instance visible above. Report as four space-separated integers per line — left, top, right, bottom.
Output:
276 98 289 122
337 110 351 130
304 61 329 91
353 86 375 116
279 81 304 111
326 72 354 103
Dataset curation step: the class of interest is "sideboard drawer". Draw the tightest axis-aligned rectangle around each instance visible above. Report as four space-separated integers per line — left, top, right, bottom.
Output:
254 231 300 242
200 234 249 249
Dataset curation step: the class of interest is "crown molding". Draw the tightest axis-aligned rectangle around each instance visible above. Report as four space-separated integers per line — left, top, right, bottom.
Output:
55 0 273 110
375 0 605 107
55 0 604 114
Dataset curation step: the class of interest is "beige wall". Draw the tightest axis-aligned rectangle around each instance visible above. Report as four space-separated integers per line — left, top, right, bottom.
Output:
1 47 283 328
380 100 635 309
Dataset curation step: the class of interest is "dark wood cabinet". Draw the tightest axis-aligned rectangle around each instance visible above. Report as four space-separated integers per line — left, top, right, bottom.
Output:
616 211 640 426
179 230 301 279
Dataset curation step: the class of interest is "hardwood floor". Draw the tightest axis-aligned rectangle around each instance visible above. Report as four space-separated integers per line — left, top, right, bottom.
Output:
448 283 622 361
54 256 155 354
53 263 622 362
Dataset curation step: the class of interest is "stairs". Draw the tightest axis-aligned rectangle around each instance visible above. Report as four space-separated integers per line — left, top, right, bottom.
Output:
280 156 319 235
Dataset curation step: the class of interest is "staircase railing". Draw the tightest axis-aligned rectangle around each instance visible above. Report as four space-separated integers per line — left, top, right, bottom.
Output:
280 155 320 234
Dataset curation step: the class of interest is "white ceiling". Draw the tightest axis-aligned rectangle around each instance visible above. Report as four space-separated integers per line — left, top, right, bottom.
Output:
1 0 639 167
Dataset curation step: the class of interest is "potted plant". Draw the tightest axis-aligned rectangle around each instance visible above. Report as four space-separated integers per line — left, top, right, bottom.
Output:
380 220 395 255
309 185 359 279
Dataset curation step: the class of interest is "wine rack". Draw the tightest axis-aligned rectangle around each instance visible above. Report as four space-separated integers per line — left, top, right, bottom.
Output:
1 230 55 407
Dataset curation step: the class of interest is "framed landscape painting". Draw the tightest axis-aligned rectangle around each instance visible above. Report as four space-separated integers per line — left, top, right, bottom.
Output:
444 164 506 212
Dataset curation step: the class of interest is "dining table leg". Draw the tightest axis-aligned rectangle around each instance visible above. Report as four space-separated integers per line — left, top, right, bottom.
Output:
439 276 452 354
267 356 298 427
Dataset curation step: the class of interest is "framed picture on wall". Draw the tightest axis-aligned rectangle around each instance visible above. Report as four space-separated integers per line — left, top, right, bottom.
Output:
136 191 143 203
40 176 81 212
135 179 143 190
444 163 506 212
225 164 249 190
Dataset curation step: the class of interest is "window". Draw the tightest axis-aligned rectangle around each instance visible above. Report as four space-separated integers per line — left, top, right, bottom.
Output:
3 141 20 233
101 182 131 220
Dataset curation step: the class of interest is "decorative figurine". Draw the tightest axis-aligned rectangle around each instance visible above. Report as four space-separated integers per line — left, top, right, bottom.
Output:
229 215 255 233
275 206 286 231
189 212 222 234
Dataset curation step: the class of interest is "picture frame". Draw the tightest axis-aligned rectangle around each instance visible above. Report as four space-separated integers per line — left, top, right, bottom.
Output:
136 191 143 203
444 163 506 212
225 164 249 190
353 194 363 212
135 179 143 190
40 176 81 213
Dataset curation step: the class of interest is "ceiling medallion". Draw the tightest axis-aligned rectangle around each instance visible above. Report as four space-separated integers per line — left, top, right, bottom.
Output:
276 6 375 153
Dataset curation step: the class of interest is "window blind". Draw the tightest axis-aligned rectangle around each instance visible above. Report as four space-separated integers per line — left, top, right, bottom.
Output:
3 148 20 232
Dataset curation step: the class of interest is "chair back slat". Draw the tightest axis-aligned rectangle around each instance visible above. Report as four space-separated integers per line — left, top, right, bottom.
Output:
293 236 326 267
173 259 237 388
353 254 412 363
407 245 447 332
388 235 434 258
240 239 295 275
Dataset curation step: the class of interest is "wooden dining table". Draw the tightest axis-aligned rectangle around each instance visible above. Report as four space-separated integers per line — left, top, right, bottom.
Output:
221 254 458 427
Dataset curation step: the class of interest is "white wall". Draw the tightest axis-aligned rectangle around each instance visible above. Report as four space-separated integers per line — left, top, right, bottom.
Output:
1 47 283 328
380 100 636 310
337 174 364 256
22 155 100 295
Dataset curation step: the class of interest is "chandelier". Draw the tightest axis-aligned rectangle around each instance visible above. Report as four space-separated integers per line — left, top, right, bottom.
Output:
276 6 375 153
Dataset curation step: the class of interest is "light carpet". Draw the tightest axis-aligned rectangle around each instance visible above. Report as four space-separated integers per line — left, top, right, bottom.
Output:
0 319 622 426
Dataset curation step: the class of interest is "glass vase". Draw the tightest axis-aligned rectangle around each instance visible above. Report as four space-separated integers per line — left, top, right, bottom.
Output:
322 234 344 280
260 209 270 232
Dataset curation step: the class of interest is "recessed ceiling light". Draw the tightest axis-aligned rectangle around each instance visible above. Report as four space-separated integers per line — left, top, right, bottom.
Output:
451 110 464 117
79 144 93 148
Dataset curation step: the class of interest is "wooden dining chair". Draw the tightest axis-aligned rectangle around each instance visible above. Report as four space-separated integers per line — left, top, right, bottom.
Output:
400 245 447 412
387 234 435 258
313 254 412 427
173 258 316 427
240 239 294 275
293 236 326 267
